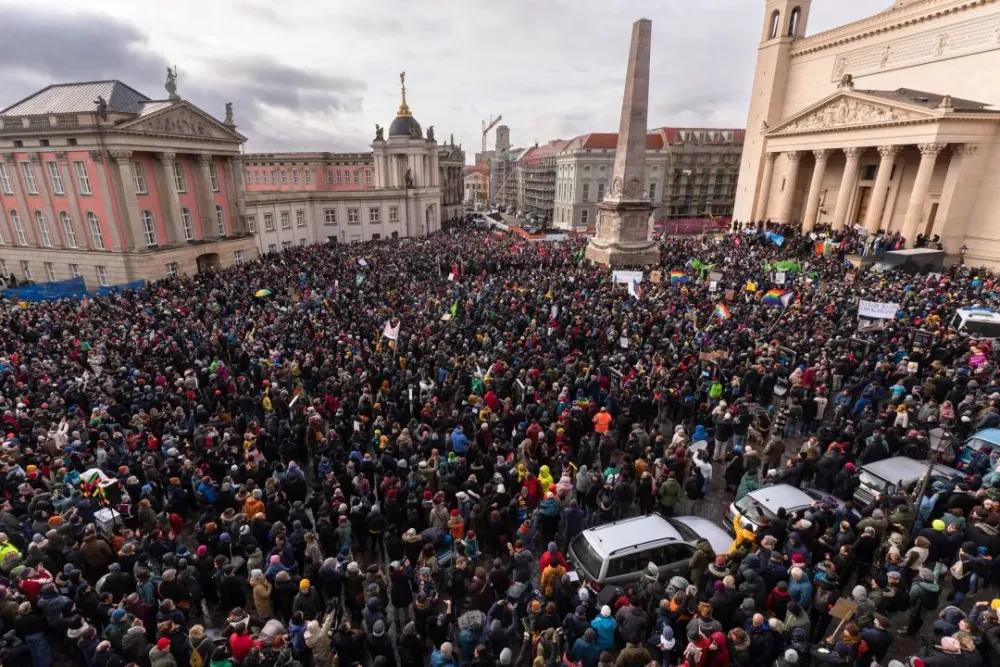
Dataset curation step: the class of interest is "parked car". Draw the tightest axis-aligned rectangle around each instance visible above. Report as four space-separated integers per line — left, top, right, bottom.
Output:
568 514 732 585
723 483 843 536
853 455 963 508
957 428 1000 472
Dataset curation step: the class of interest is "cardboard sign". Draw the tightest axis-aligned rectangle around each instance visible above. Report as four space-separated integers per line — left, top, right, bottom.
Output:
844 272 856 284
725 289 735 302
699 350 729 361
709 281 718 292
708 271 723 283
650 270 662 284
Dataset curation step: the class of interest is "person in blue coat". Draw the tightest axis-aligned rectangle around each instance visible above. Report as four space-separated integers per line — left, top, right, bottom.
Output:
788 566 813 609
450 425 469 455
572 628 602 667
590 605 617 652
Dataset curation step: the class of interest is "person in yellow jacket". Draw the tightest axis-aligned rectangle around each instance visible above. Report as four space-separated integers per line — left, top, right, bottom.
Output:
0 533 21 569
728 515 757 555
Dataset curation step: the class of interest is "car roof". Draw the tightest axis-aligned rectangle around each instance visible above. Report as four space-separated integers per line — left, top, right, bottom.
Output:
582 515 681 557
671 516 734 555
862 456 961 482
969 428 1000 446
746 484 814 512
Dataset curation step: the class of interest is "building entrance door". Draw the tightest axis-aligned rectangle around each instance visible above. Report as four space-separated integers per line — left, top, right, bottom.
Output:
196 253 221 273
854 187 872 226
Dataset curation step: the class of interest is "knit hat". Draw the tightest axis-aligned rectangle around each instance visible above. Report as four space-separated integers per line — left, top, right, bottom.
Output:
785 649 799 664
299 578 310 590
932 519 946 531
499 648 513 665
373 620 385 637
156 637 170 651
440 642 453 658
600 605 611 617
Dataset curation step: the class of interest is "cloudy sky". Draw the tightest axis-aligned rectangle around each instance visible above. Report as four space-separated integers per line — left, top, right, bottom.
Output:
0 1 881 160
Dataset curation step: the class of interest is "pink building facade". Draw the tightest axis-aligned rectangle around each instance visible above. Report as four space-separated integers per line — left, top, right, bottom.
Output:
0 80 255 288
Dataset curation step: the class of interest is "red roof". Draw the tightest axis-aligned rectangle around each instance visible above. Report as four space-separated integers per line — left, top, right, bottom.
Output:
564 132 663 150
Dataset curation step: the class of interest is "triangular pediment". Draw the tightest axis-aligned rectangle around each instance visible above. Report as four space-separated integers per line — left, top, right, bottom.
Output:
767 92 937 136
117 101 245 142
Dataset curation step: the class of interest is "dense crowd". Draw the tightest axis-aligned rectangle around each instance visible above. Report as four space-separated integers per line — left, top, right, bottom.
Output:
1 218 999 667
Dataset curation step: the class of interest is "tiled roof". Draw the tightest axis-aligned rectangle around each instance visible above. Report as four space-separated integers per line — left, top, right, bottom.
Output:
1 80 150 117
655 127 745 145
857 88 991 112
567 132 664 150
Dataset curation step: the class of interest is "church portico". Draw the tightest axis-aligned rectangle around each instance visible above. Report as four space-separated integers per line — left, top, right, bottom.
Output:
753 86 1000 248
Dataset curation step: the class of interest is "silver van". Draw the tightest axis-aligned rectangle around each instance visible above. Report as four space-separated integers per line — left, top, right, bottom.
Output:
853 456 963 507
568 514 731 585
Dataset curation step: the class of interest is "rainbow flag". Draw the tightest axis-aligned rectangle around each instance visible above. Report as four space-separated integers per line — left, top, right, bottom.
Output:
670 271 689 284
762 289 793 307
713 303 732 321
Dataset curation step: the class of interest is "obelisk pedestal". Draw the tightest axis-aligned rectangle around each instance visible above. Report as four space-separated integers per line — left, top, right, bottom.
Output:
585 18 659 267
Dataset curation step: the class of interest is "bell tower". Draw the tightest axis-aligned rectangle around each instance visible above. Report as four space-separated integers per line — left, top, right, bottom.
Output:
733 0 811 221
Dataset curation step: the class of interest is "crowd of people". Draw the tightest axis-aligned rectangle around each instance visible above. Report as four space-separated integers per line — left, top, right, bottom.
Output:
1 217 999 667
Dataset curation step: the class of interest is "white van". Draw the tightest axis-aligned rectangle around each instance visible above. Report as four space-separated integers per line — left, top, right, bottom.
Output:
950 308 1000 339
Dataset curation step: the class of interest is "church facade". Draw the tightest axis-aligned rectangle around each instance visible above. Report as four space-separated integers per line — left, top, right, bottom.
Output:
735 0 1000 266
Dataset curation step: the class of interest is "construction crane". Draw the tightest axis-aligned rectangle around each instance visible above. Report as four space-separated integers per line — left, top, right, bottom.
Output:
481 114 502 157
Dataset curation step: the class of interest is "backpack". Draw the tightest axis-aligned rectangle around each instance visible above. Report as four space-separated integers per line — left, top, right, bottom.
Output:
189 638 211 667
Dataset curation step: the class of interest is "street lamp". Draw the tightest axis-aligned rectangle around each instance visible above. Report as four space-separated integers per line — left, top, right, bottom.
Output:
909 427 952 533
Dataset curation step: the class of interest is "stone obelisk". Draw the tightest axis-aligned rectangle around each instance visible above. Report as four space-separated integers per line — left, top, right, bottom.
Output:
585 18 660 267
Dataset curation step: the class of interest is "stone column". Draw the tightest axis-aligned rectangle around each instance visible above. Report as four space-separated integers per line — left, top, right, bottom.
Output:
831 147 863 231
900 143 946 247
110 150 144 250
228 156 247 234
156 152 184 244
194 154 218 237
55 153 88 249
863 145 901 233
753 152 777 221
429 150 440 187
931 144 977 240
777 151 802 223
801 149 830 233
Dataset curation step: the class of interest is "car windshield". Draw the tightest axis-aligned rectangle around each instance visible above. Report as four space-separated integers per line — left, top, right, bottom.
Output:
859 470 889 493
667 518 699 542
571 533 604 580
734 495 773 522
963 319 1000 338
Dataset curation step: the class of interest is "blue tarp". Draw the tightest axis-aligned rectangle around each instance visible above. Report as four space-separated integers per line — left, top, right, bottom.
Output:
3 276 146 302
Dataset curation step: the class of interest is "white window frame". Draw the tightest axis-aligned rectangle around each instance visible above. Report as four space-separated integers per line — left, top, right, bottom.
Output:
172 162 186 192
181 208 195 240
292 169 299 185
20 260 31 281
96 265 110 287
74 161 92 195
369 207 380 223
87 212 105 249
234 249 247 265
166 261 179 278
140 210 157 246
581 209 589 225
68 263 81 278
597 182 605 201
296 209 306 227
326 170 334 185
347 208 360 224
324 209 337 225
215 205 226 236
299 237 307 246
246 215 256 233
60 211 78 248
0 163 12 195
43 261 56 282
268 243 277 253
304 169 312 184
581 182 590 202
281 240 292 249
264 213 275 231
20 162 38 194
389 206 399 222
270 170 277 184
649 182 656 200
280 170 288 184
280 211 291 229
47 162 65 195
35 211 52 247
132 160 148 194
208 162 220 192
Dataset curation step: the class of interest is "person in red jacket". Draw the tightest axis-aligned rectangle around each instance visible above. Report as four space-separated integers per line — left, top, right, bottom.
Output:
228 622 260 663
538 541 568 571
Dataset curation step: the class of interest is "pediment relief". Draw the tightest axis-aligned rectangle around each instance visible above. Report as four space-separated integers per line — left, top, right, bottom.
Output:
769 95 932 136
121 105 241 141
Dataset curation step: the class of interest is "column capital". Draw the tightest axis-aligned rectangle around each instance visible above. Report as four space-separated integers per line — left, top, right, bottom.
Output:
812 148 831 160
785 151 802 164
842 147 865 158
158 151 177 162
877 145 902 159
109 150 133 162
764 152 778 163
954 143 979 157
918 142 947 157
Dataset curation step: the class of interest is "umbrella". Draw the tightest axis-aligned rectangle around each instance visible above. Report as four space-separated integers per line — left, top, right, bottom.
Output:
458 609 486 631
254 289 272 298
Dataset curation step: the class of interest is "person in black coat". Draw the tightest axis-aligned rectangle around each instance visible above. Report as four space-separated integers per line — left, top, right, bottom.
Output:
859 615 893 664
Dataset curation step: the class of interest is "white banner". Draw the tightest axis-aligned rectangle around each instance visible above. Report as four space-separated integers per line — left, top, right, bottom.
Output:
382 319 401 340
858 299 899 320
612 270 643 285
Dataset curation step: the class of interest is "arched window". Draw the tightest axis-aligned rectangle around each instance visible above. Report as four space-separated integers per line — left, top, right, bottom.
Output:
35 211 52 247
60 211 78 248
86 212 105 249
216 205 226 236
768 10 781 39
788 7 801 37
10 211 26 246
140 210 157 246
